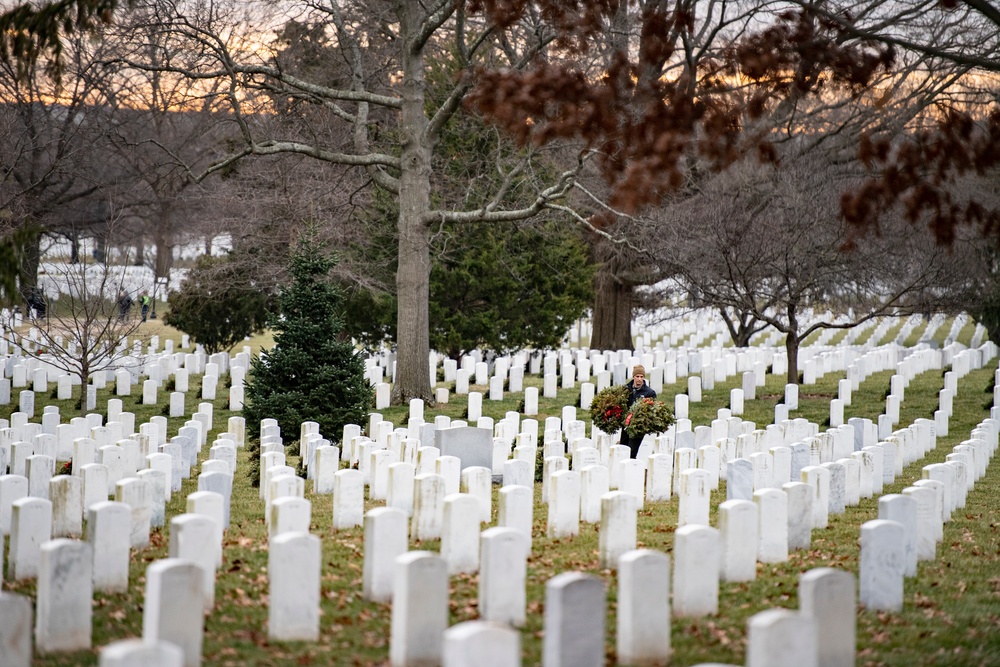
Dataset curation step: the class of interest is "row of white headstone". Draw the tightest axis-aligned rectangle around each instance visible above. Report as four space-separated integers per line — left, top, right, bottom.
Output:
253 412 995 667
283 344 997 664
0 400 247 667
0 333 995 665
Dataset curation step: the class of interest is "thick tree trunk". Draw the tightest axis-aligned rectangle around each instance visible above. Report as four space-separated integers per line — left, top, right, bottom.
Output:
391 3 433 404
17 231 41 303
785 333 800 384
785 304 800 384
590 262 634 350
154 210 174 280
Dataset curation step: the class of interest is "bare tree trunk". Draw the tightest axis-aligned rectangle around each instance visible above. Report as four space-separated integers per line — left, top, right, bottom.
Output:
785 333 800 384
134 241 144 266
588 6 636 353
78 364 89 414
390 2 433 404
154 211 174 280
17 230 41 303
785 304 800 384
591 261 634 350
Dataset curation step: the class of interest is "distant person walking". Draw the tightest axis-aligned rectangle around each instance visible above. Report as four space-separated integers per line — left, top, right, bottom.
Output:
117 290 134 321
620 364 657 459
139 291 151 322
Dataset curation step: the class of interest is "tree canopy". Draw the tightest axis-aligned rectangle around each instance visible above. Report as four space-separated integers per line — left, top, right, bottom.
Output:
163 253 273 354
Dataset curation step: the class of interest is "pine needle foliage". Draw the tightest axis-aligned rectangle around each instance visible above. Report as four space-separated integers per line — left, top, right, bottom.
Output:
242 240 372 485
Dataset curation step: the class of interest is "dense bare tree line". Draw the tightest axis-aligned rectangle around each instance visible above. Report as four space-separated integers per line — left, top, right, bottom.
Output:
1 0 998 401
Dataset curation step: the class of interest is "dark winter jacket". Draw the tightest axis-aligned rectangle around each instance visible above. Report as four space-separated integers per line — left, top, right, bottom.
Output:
625 380 657 407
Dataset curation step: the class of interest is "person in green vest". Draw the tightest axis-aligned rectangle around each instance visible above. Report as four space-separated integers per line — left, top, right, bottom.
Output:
139 291 151 322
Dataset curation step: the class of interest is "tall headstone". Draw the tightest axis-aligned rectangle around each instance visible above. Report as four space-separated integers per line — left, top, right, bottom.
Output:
168 514 218 612
617 549 671 666
35 539 93 653
859 519 906 612
497 484 533 551
799 568 856 667
0 592 33 667
547 470 581 538
390 552 448 667
142 559 205 667
672 525 720 617
719 499 757 582
442 493 481 575
332 469 364 530
479 527 529 627
87 501 131 593
8 496 52 580
363 507 409 603
543 572 605 667
269 532 321 641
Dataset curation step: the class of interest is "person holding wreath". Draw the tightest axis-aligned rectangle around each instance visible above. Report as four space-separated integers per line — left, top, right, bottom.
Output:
620 364 656 458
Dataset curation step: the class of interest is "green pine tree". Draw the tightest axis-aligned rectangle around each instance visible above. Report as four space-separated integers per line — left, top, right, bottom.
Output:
243 239 373 485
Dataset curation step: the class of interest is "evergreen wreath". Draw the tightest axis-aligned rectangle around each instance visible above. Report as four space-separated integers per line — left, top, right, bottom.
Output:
589 385 629 433
625 397 674 438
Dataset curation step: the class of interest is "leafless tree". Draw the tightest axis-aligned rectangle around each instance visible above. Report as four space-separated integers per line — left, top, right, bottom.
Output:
0 29 120 301
660 152 987 382
2 223 145 413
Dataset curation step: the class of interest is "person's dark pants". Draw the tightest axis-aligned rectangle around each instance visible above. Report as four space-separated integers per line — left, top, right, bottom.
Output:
626 437 643 459
620 431 643 459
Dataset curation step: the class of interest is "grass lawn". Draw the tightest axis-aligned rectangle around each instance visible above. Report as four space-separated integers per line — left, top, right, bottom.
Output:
4 334 999 666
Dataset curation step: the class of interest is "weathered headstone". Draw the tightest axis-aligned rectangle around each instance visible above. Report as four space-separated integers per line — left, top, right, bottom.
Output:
543 572 605 667
745 608 818 667
859 519 906 611
479 526 529 627
617 549 671 666
35 539 93 653
547 470 581 538
799 568 856 667
672 525 719 617
0 592 33 667
719 499 757 582
754 488 788 563
390 551 448 667
269 532 321 641
142 559 205 667
168 514 218 612
599 491 637 569
442 493 481 575
98 638 184 667
441 621 521 667
363 507 408 603
87 501 131 593
8 496 52 580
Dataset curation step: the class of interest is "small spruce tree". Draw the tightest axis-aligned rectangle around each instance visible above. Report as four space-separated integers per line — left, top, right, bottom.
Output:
243 240 373 485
